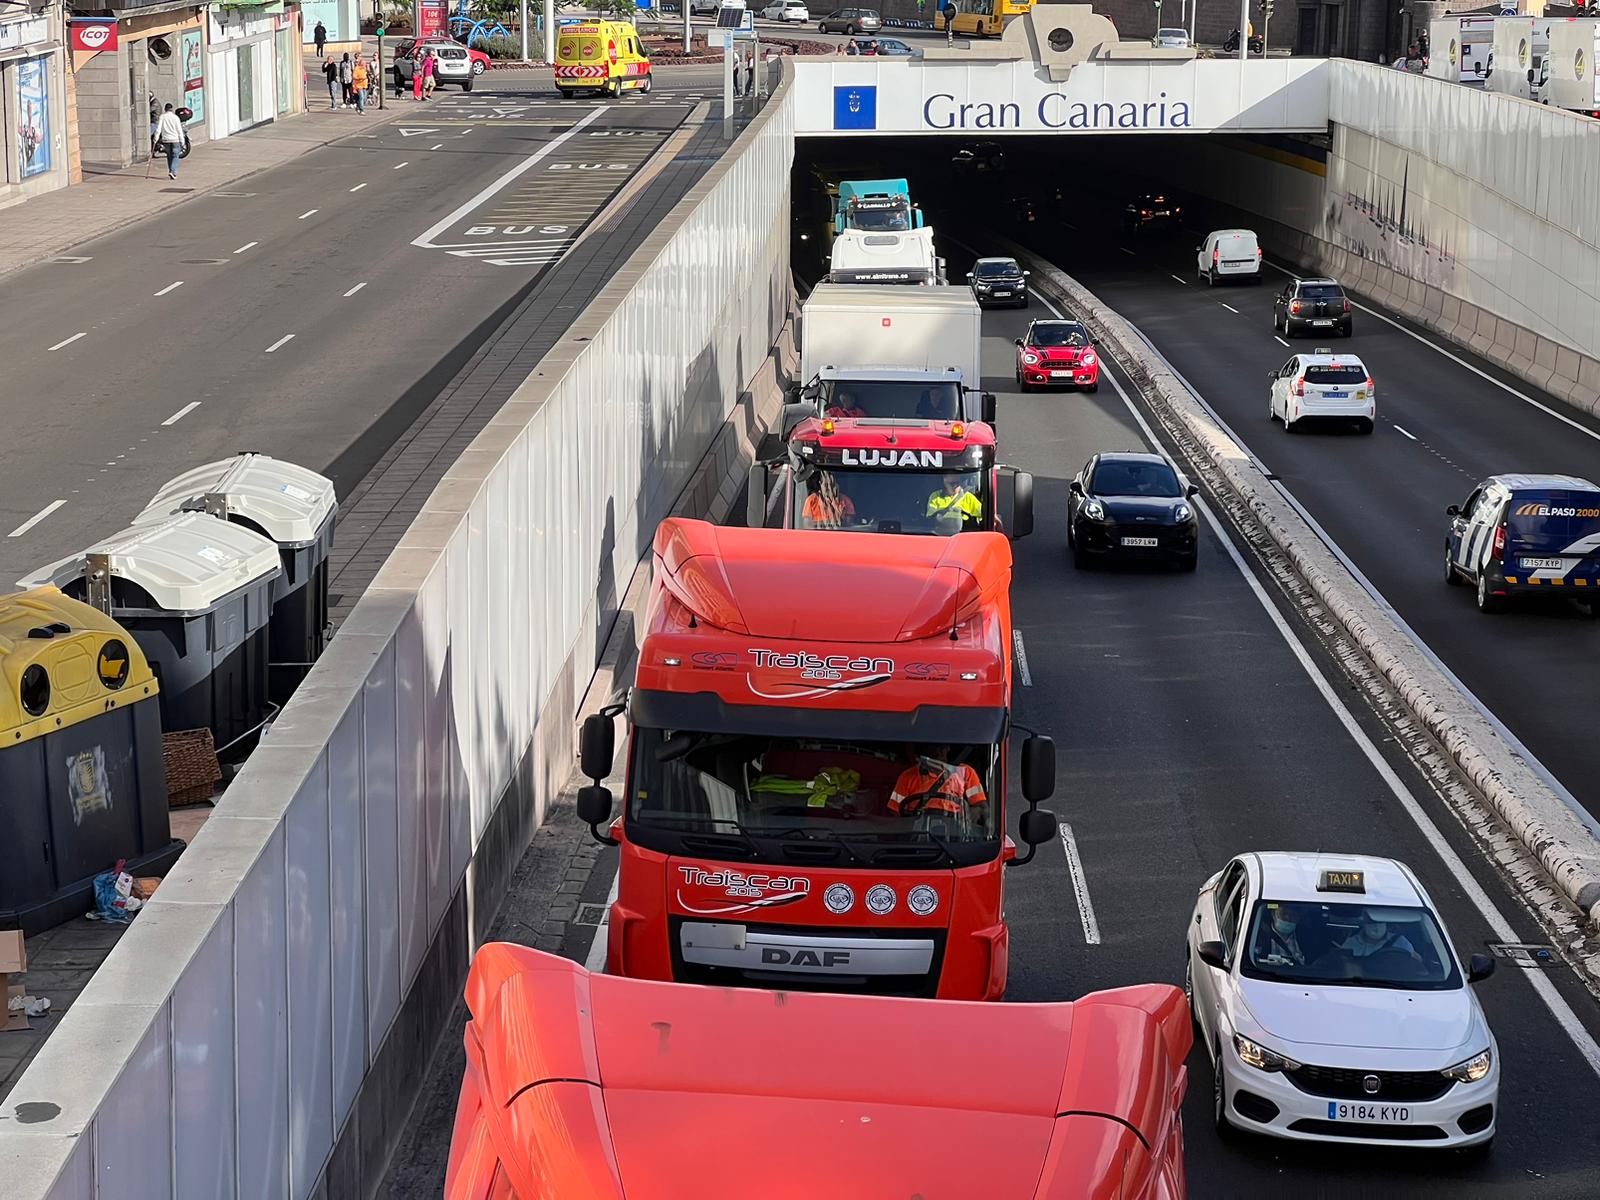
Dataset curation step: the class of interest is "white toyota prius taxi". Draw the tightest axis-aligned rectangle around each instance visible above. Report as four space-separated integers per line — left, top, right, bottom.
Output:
1185 853 1499 1152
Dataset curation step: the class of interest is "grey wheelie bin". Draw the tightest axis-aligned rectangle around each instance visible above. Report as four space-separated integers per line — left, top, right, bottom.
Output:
135 454 337 705
18 513 283 754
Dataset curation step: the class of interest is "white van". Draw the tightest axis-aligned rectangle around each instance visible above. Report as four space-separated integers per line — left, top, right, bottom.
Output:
1197 229 1262 285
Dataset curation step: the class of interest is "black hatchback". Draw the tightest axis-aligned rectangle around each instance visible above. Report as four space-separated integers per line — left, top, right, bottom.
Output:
1068 452 1200 571
1273 277 1353 338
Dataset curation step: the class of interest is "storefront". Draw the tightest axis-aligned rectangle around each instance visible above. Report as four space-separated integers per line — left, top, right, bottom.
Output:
207 5 282 137
299 0 359 54
0 4 70 204
70 3 210 171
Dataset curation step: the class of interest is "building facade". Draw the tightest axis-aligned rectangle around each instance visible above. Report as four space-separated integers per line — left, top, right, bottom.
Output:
207 4 303 140
1 0 70 205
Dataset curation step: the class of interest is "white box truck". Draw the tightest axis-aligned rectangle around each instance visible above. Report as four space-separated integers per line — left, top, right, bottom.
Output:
1428 15 1495 86
1546 18 1600 115
1488 16 1551 102
828 228 946 286
793 284 989 426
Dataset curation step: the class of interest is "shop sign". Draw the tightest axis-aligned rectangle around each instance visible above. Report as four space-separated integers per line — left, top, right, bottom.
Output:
181 28 205 124
69 19 119 53
16 55 52 178
0 15 51 53
418 0 447 39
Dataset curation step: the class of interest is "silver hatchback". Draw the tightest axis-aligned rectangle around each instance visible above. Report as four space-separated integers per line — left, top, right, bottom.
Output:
819 7 881 33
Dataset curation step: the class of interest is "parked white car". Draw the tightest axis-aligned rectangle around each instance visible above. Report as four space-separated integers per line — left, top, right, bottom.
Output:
762 0 810 20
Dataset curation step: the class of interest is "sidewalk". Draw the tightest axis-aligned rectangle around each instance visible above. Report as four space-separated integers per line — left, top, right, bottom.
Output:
0 53 415 282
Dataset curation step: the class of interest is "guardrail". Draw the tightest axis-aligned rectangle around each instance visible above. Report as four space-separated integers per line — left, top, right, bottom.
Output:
0 71 797 1200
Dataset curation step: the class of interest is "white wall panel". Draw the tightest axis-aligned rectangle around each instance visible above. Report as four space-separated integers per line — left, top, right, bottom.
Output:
173 911 237 1200
361 647 401 1056
95 1013 172 1200
234 828 289 1200
285 758 334 1197
326 709 367 1124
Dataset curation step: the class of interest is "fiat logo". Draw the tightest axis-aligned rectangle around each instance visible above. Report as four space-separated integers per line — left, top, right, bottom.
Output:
1362 1075 1381 1095
80 24 111 47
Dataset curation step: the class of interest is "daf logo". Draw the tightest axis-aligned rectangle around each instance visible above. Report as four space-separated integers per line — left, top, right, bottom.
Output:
1362 1075 1381 1096
762 947 850 968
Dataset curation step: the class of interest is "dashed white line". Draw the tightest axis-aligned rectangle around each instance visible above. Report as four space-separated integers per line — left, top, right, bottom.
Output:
1220 303 1240 314
344 282 367 298
349 182 367 192
154 281 184 297
48 332 86 351
298 209 318 220
1169 274 1187 286
1012 629 1033 686
1119 247 1136 257
234 241 258 254
265 334 296 353
8 500 66 538
162 401 201 426
1274 335 1291 347
1057 824 1102 945
1393 424 1418 441
393 161 409 170
430 143 444 150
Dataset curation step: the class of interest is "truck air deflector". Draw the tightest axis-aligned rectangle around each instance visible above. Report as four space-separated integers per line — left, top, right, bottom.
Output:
630 689 1006 744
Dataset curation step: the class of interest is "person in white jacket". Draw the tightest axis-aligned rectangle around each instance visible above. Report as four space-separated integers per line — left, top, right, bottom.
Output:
154 103 185 180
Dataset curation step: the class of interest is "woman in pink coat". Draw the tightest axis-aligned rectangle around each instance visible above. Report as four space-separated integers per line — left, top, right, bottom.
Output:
412 48 426 100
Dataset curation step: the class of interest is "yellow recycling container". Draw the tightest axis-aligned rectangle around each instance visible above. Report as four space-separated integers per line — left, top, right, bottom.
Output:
0 588 181 934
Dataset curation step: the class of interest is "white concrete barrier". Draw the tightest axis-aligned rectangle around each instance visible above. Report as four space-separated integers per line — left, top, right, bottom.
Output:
0 81 798 1200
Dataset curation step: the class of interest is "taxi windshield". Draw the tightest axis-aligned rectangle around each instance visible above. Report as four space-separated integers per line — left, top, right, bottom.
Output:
1029 323 1088 348
818 379 967 420
1242 900 1462 990
793 467 988 535
629 730 1000 858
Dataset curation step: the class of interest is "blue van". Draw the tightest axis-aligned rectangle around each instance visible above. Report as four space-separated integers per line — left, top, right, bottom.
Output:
1445 473 1600 612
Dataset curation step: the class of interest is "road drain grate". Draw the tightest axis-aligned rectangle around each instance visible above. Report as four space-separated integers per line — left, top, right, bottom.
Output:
574 904 607 927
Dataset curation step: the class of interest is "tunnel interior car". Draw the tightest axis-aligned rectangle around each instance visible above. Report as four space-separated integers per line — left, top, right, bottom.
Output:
1273 277 1353 337
1067 452 1199 571
1123 192 1182 231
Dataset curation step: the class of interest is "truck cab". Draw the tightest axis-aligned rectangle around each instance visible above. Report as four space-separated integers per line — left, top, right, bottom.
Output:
829 228 946 286
576 519 1059 1001
832 178 925 239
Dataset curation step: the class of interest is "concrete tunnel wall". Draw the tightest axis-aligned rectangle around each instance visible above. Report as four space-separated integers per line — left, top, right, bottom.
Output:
0 85 797 1200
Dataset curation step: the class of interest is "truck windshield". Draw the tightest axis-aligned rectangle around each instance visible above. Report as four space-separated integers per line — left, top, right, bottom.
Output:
848 201 911 232
793 467 989 534
820 379 967 420
629 730 1000 856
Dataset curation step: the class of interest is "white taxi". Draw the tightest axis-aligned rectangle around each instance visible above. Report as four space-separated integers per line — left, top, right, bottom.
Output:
1268 348 1375 435
1186 853 1499 1152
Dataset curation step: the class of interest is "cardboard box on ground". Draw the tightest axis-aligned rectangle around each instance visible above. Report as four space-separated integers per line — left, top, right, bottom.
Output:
1 930 27 1032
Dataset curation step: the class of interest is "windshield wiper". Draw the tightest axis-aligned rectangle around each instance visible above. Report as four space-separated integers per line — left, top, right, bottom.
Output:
778 825 863 865
634 812 761 852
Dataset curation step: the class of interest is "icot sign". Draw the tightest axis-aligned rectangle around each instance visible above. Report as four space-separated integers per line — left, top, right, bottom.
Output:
70 20 119 52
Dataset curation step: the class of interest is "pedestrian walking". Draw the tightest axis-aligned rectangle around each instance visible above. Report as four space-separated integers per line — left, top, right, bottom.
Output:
743 55 755 99
421 49 437 99
412 48 425 100
313 20 327 58
154 103 184 179
324 56 340 108
339 52 354 106
366 52 379 105
352 55 369 112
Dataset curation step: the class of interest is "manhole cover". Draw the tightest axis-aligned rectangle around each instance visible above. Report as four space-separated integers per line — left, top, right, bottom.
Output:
1487 942 1561 967
159 187 196 194
213 191 257 197
574 904 607 926
180 258 228 264
49 255 92 264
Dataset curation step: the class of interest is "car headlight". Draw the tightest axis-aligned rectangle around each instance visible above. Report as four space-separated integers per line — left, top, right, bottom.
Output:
1173 503 1191 523
1023 352 1040 365
1441 1048 1493 1083
1083 499 1106 521
1081 352 1097 367
1234 1033 1300 1073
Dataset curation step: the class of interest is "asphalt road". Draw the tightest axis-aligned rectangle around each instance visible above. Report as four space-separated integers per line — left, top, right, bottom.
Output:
0 68 724 590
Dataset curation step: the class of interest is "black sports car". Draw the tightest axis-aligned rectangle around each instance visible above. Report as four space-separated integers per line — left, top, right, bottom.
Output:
1067 452 1199 570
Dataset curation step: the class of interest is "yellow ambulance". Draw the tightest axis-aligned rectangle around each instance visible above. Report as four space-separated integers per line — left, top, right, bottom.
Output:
554 22 653 97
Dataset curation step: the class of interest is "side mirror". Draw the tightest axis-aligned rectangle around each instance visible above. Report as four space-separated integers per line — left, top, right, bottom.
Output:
1267 370 1278 381
780 401 812 438
1018 806 1057 846
1467 953 1496 983
1020 734 1055 802
1197 940 1229 972
1186 484 1199 498
747 463 768 529
1014 337 1025 347
981 392 997 425
1023 269 1031 276
1068 479 1083 496
1446 504 1461 517
579 712 615 782
966 271 975 279
1527 68 1535 82
576 783 614 828
1011 470 1034 539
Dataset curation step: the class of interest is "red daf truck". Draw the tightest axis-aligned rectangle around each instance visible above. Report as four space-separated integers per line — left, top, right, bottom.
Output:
576 517 1058 1001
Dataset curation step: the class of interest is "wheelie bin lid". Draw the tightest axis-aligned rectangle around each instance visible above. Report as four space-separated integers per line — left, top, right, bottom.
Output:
133 453 337 549
16 513 283 616
0 587 158 743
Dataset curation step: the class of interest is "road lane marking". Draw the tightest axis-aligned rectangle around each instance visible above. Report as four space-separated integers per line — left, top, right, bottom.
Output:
1058 824 1101 945
8 500 66 538
1012 629 1032 686
298 209 318 219
584 871 620 973
1220 302 1239 314
161 402 201 426
234 241 258 253
344 281 367 298
349 182 367 192
154 281 184 297
1095 354 1600 1082
430 143 444 150
1274 335 1290 347
1169 274 1187 286
1120 247 1136 257
1261 260 1600 446
1393 424 1418 440
393 161 408 170
48 332 86 351
265 334 295 353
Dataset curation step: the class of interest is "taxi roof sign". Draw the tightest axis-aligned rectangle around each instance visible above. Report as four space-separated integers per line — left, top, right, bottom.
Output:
1317 868 1366 893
